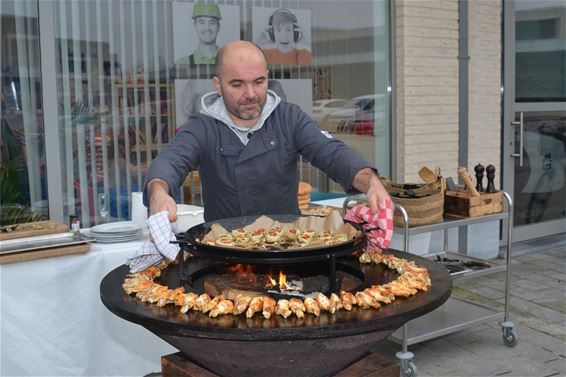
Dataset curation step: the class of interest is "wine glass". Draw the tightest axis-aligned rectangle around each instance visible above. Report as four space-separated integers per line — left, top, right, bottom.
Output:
98 193 109 224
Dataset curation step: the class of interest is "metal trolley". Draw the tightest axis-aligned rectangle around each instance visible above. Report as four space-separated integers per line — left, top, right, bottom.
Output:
343 192 518 377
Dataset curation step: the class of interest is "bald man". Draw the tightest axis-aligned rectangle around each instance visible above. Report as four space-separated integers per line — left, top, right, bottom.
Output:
145 41 389 223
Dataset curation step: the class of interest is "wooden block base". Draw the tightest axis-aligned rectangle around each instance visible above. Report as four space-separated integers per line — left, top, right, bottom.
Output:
162 351 399 377
444 189 503 218
161 352 217 377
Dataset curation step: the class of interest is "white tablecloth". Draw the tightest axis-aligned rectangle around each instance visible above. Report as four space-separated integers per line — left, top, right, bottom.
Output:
0 201 350 376
0 238 176 377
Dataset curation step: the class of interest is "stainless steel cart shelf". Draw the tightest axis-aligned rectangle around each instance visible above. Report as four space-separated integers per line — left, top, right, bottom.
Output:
390 297 504 345
343 192 518 377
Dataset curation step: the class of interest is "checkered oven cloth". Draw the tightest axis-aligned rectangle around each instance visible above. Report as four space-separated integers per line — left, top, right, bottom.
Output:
126 211 180 273
344 198 394 253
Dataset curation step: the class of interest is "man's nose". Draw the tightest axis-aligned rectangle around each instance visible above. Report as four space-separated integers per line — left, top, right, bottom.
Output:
243 84 255 98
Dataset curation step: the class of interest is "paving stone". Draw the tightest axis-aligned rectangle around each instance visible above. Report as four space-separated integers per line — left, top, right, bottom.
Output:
509 296 565 323
479 278 507 292
459 338 519 360
368 244 565 377
512 278 552 291
542 356 566 375
533 269 566 282
494 355 558 376
521 273 565 290
531 296 566 313
512 287 565 307
468 285 506 300
511 325 564 348
523 258 565 274
453 287 504 309
418 337 467 355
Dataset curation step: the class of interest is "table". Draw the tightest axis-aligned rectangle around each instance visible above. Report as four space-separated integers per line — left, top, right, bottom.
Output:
0 237 176 377
0 199 346 376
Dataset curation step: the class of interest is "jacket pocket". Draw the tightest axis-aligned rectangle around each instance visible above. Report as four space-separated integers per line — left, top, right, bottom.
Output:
219 145 242 157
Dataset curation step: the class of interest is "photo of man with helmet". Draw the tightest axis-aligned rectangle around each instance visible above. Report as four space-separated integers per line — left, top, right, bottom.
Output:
177 3 222 65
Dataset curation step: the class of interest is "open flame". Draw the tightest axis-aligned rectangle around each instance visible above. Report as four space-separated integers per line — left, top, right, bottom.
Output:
223 265 300 292
265 270 292 291
279 270 292 290
227 264 257 285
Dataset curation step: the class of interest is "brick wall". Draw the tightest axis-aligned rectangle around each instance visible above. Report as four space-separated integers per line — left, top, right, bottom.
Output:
395 0 502 185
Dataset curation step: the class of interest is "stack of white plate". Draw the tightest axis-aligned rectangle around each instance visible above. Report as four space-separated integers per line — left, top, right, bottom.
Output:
89 221 143 243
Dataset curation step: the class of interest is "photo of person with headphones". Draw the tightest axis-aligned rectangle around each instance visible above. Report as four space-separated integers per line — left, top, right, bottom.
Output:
253 7 312 65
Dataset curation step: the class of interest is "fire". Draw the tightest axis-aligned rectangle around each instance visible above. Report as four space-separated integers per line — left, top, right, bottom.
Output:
279 271 291 290
265 270 292 291
227 264 256 285
266 275 277 288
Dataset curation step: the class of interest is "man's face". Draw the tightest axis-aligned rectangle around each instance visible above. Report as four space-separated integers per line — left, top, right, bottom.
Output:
214 54 269 123
194 16 220 44
274 21 294 51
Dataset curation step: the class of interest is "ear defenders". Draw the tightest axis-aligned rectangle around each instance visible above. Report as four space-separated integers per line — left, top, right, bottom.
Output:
267 8 302 43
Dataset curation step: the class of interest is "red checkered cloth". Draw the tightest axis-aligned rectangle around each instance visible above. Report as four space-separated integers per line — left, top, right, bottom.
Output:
344 198 394 252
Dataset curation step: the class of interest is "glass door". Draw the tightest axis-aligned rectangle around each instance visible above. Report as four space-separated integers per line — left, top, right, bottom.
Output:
503 1 566 242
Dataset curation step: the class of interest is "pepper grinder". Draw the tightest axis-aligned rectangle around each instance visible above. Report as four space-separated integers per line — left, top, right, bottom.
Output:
485 164 496 193
474 163 485 192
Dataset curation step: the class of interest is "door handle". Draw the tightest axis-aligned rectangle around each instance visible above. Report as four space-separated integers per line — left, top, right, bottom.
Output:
510 112 524 167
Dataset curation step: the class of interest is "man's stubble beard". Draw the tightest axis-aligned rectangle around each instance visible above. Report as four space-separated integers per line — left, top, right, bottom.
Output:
221 83 265 121
227 101 263 121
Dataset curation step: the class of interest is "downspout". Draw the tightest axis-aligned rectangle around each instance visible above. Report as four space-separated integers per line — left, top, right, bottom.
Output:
458 0 470 252
458 0 469 171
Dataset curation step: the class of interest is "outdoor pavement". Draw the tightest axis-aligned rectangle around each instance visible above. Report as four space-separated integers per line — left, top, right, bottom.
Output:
371 236 566 377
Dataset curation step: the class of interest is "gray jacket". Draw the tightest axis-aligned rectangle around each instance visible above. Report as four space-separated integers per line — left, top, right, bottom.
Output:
144 92 372 222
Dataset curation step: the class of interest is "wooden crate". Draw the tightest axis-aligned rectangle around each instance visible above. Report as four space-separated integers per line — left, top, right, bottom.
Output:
444 189 503 218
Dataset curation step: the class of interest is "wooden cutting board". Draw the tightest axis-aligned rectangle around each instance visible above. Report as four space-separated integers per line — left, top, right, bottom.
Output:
0 243 91 265
0 221 69 241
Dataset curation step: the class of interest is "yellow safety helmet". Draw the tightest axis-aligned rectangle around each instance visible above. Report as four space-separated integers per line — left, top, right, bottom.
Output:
192 3 222 20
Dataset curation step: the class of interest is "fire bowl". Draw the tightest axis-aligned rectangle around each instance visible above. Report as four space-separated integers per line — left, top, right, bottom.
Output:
100 250 451 377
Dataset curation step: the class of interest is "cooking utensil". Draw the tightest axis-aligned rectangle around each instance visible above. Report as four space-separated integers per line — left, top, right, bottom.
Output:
175 214 366 265
418 166 438 184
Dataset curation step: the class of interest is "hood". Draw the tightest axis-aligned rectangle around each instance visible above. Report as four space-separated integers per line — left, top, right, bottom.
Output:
199 90 281 145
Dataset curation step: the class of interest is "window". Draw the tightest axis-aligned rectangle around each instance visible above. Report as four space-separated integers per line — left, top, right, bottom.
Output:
1 0 391 225
515 2 566 102
1 1 48 226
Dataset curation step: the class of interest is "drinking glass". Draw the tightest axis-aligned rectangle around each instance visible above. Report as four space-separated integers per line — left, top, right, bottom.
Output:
98 193 109 224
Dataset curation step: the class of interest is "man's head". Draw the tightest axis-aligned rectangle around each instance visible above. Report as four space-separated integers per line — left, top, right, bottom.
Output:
213 41 269 126
192 3 221 45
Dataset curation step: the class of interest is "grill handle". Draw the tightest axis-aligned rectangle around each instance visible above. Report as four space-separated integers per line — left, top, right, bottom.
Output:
342 195 378 234
171 232 192 246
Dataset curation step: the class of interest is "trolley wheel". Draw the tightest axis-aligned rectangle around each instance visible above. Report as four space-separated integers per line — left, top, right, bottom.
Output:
401 361 418 377
503 329 518 347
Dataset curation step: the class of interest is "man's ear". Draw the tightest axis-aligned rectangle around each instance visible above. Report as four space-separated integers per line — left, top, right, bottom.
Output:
213 76 222 96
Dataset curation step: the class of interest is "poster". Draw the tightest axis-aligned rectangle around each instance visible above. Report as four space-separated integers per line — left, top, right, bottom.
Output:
172 2 240 65
252 7 312 65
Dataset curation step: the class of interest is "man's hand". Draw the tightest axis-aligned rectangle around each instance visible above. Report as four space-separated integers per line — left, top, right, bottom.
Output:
352 168 391 214
147 179 177 222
